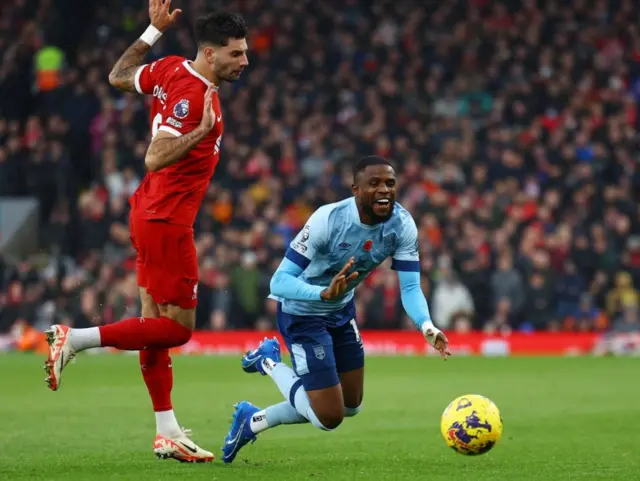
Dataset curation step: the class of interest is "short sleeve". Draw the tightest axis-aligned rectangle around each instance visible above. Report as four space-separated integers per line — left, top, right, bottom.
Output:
391 216 420 272
156 87 206 138
285 207 330 269
134 63 154 95
134 55 184 95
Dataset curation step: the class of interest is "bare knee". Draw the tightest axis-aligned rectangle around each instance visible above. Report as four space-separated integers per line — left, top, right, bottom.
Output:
316 410 344 430
158 304 196 331
307 386 345 430
311 403 345 430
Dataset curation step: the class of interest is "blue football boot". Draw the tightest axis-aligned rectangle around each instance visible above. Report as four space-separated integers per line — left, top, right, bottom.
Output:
221 401 261 464
241 337 281 375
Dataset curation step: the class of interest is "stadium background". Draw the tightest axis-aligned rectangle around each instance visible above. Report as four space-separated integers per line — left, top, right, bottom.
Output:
0 0 639 356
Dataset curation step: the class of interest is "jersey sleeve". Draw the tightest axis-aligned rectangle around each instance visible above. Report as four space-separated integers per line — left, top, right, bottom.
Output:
391 216 420 272
285 207 330 269
134 56 180 95
156 85 206 138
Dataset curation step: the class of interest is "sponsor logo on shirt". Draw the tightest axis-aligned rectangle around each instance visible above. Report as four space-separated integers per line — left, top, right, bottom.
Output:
293 242 307 253
166 117 183 128
152 85 168 105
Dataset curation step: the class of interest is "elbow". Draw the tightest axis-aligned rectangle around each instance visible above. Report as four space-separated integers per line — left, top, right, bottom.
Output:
269 273 281 297
270 271 285 297
108 71 121 89
144 155 160 173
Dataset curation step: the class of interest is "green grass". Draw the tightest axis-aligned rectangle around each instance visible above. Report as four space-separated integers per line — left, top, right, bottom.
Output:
0 354 638 480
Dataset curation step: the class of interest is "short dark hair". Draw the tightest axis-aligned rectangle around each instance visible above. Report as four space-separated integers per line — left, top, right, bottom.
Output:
195 11 248 48
353 155 393 183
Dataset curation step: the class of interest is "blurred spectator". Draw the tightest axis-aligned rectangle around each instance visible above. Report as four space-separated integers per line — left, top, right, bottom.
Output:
432 257 475 329
490 252 525 322
1 0 639 336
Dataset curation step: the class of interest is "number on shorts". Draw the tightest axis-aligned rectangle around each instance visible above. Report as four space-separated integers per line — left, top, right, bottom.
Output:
152 113 162 137
350 318 361 343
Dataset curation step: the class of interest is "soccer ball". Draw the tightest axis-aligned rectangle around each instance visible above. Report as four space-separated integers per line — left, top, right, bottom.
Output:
440 394 503 455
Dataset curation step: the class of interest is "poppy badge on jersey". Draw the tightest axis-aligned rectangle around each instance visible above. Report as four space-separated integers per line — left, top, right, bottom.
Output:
173 99 190 119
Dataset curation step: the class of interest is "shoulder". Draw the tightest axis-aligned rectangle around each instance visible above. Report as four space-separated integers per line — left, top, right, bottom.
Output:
149 55 185 75
315 198 354 226
391 202 418 234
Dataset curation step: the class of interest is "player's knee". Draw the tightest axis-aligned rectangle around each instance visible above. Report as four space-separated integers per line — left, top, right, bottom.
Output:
313 406 345 430
158 304 196 331
344 405 361 418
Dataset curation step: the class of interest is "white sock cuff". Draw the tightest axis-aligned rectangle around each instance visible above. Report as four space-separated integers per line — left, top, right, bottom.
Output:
344 405 361 417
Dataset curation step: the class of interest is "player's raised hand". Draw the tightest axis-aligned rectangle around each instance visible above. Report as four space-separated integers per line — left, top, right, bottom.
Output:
423 325 452 360
321 257 359 301
149 0 182 32
199 85 216 132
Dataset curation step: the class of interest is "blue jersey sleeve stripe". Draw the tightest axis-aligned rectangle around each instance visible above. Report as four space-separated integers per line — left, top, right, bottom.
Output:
285 248 311 269
391 259 420 272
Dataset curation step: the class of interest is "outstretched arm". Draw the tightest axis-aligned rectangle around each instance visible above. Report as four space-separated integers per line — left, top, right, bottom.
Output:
397 270 451 359
108 0 181 92
108 40 152 92
397 270 433 330
392 215 450 359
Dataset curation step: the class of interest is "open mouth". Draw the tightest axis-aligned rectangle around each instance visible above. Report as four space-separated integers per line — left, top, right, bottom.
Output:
375 199 391 207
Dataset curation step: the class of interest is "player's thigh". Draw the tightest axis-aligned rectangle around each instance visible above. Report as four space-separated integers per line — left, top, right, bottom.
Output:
332 319 365 407
278 308 344 421
139 287 160 318
338 368 364 408
158 304 196 330
135 220 198 330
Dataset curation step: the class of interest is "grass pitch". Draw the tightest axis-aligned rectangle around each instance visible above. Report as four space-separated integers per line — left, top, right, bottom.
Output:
0 354 638 480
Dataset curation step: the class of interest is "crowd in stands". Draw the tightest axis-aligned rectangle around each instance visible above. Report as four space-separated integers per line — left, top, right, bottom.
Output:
1 0 639 336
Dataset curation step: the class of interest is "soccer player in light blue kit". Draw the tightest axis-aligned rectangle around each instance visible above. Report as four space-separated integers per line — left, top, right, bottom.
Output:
222 156 451 463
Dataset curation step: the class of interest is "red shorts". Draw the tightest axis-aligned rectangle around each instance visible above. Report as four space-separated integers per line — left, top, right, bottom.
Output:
129 215 198 309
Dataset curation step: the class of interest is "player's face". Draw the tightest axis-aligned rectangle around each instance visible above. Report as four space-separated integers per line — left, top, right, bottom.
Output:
353 165 396 222
213 38 249 82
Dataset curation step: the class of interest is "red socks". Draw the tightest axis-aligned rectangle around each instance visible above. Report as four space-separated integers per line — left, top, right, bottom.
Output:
98 316 191 414
98 316 192 351
140 349 173 411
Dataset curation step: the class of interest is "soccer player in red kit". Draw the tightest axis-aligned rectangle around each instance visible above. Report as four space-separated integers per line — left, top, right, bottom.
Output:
43 0 248 463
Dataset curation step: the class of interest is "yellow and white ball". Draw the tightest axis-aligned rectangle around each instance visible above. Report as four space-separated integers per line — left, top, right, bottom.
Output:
441 394 503 455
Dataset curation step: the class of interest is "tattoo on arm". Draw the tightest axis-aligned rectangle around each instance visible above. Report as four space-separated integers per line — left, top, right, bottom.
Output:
145 128 209 172
108 40 152 92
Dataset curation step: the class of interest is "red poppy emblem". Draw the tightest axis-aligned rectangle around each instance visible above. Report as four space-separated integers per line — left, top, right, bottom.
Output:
363 240 373 251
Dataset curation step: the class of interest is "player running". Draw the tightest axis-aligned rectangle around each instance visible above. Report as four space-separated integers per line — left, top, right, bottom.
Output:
43 1 248 463
221 156 451 463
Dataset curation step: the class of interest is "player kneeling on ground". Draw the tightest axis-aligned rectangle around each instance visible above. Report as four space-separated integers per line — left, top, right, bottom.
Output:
221 156 451 463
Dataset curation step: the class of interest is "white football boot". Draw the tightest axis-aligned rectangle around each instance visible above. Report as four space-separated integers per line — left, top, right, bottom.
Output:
44 325 76 391
153 428 215 463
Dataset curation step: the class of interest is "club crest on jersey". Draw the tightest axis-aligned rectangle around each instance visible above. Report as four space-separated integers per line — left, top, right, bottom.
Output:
173 99 190 119
363 240 373 252
313 345 326 360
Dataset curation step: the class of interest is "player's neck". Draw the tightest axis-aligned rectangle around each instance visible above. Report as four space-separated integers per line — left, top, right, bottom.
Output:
356 204 379 226
191 55 220 88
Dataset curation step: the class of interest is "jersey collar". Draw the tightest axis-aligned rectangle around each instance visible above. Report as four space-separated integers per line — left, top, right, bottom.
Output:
182 60 218 90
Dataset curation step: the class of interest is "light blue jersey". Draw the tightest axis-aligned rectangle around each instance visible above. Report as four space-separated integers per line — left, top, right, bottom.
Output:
269 197 430 329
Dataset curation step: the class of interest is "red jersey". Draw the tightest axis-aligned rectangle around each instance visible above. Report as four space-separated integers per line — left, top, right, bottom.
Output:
130 55 223 226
